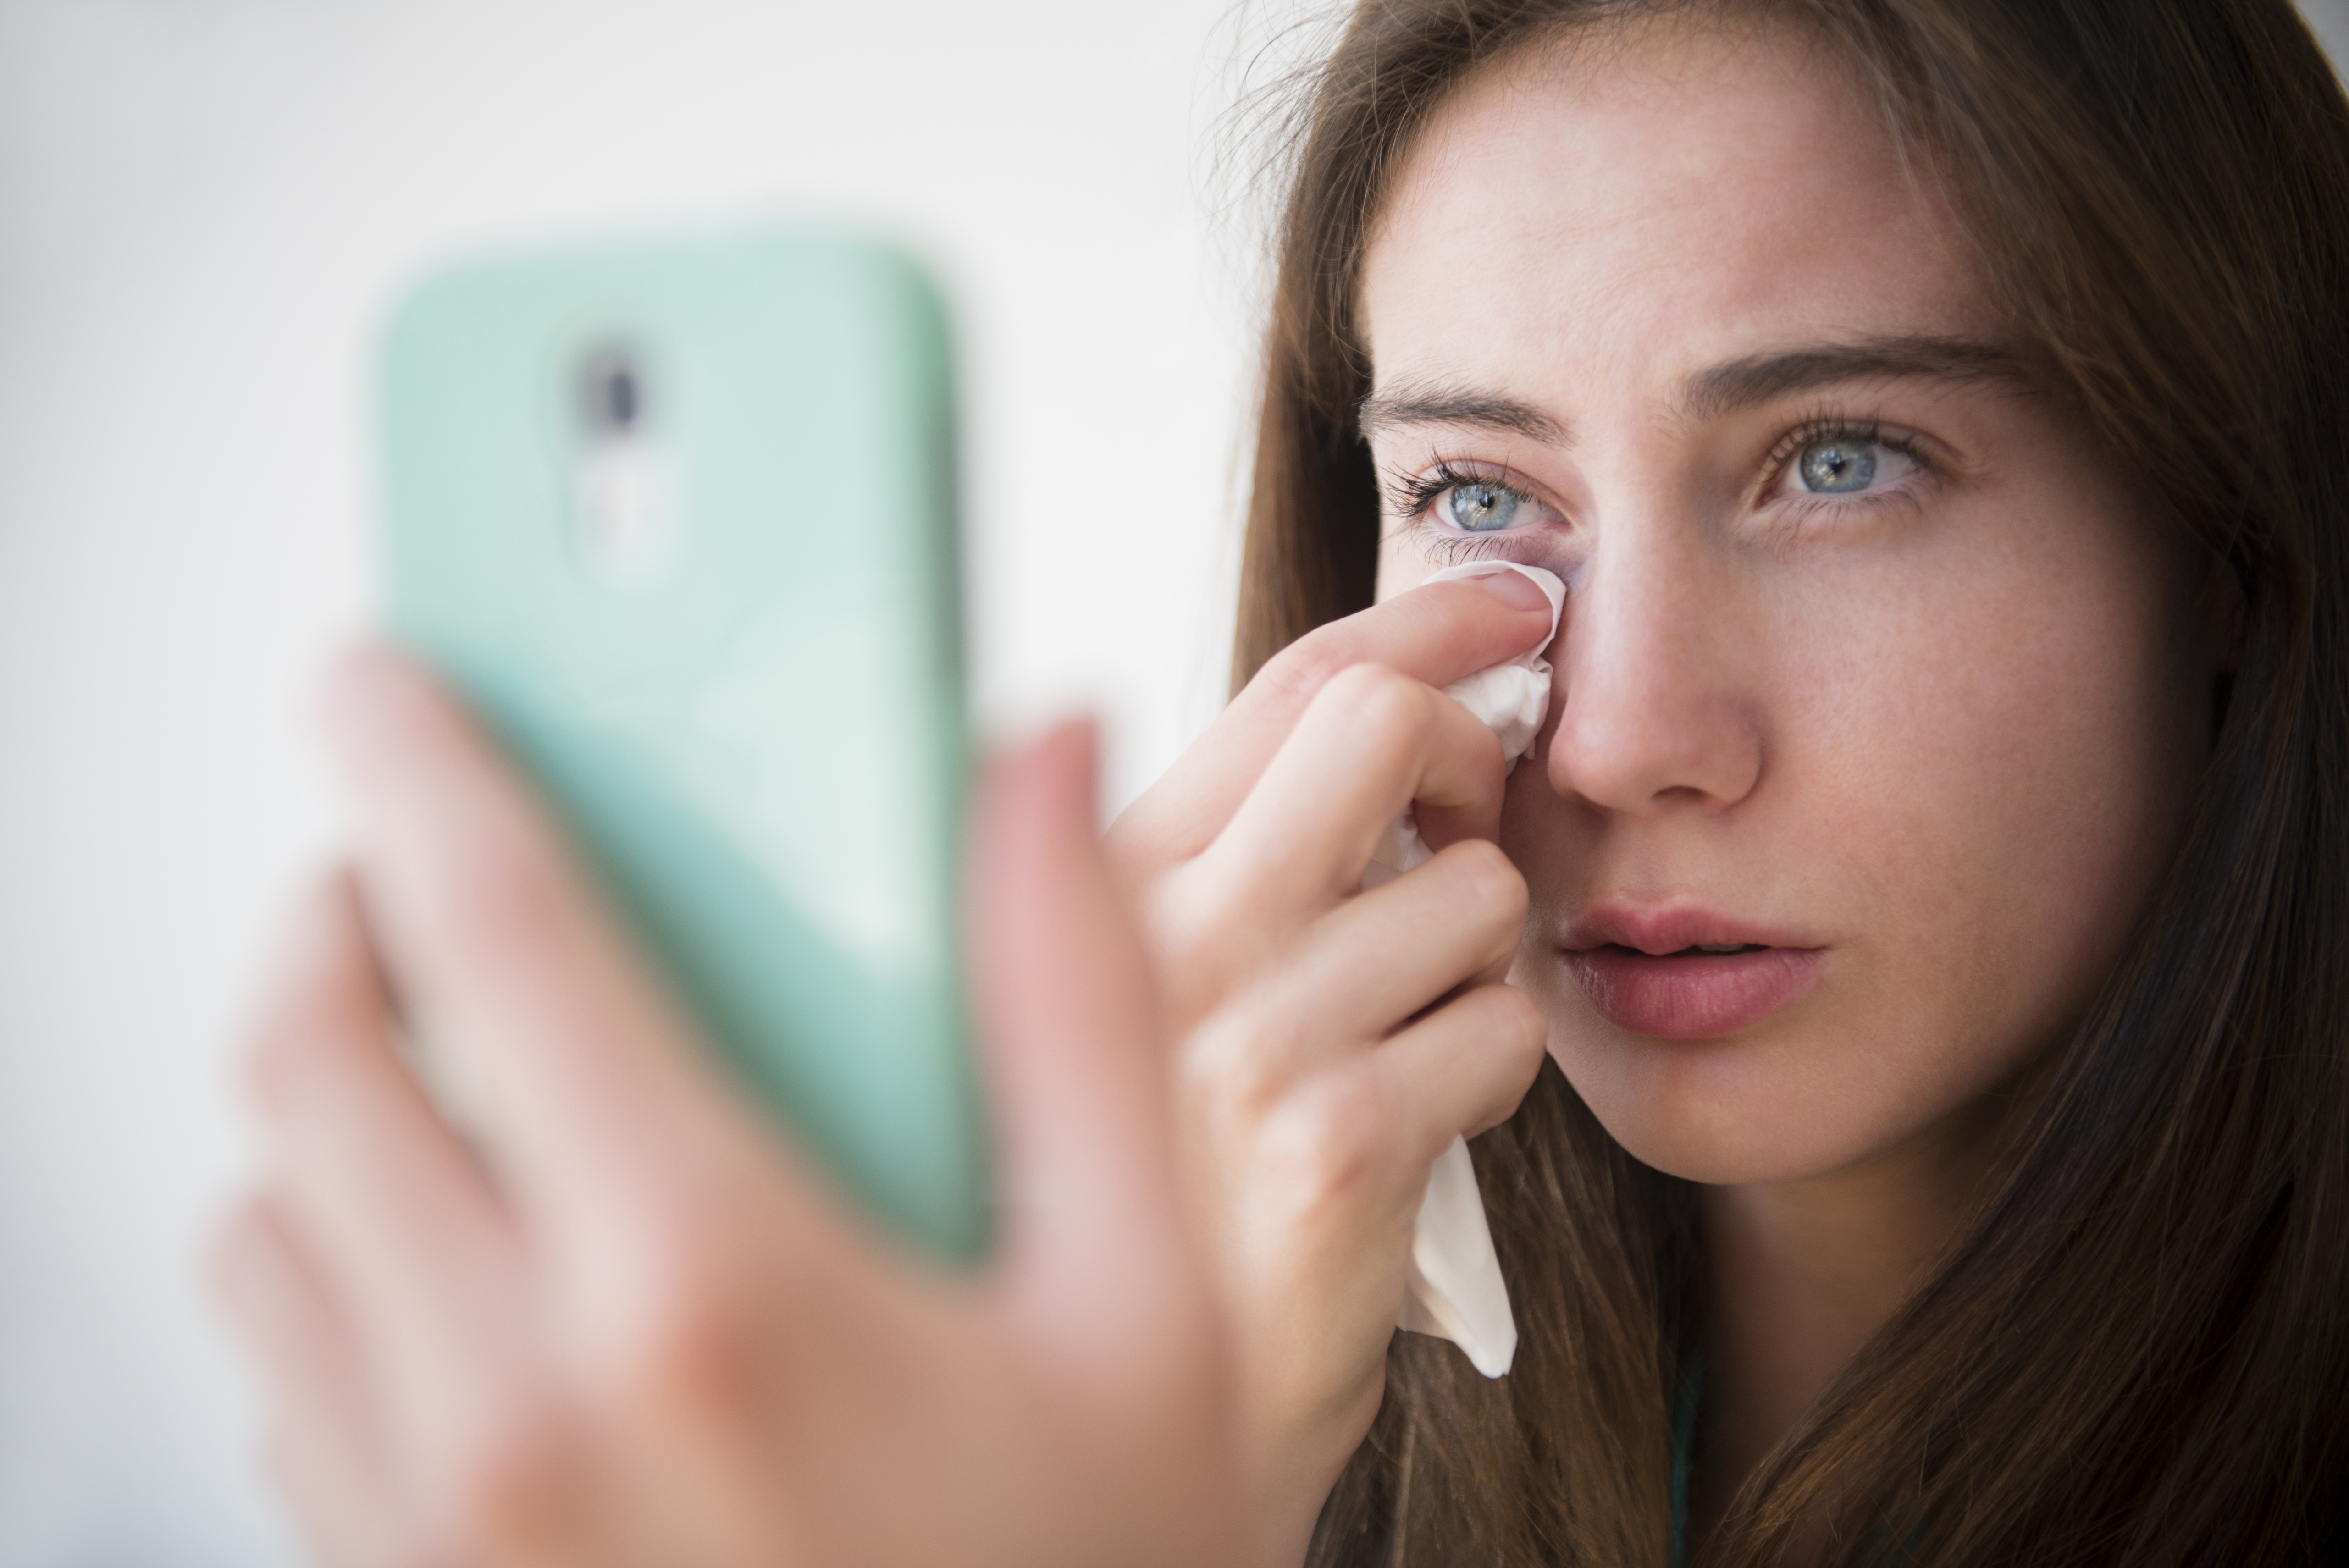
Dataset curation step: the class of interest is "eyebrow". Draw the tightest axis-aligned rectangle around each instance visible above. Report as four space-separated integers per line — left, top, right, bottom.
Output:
1674 334 2031 420
1357 385 1569 445
1357 334 2030 446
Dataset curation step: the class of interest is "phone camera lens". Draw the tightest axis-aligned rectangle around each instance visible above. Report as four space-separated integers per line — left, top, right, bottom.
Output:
571 341 674 590
581 347 643 435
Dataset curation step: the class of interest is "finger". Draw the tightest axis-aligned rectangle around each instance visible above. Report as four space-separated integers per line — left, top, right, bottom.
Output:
1369 982 1550 1155
1173 844 1525 1181
1261 839 1528 1058
267 1433 403 1568
1108 571 1553 866
1202 663 1505 911
970 722 1221 1388
209 1196 416 1568
314 646 793 1270
244 871 537 1465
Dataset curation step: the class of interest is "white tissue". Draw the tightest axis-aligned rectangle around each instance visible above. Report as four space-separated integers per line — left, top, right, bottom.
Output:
1367 558 1564 1380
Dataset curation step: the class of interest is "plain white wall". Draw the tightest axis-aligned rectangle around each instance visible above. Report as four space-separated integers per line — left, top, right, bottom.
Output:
4 3 2345 1565
0 1 1326 1561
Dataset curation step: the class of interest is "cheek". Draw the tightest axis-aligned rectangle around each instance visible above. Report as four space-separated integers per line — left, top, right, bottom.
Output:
1376 526 1451 601
1376 527 1418 596
1813 574 2189 1067
1519 519 2202 1185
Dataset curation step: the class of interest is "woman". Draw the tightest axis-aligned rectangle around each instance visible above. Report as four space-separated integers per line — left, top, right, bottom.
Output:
216 0 2349 1564
1109 0 2349 1563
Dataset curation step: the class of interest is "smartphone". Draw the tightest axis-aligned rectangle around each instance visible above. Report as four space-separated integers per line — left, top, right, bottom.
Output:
377 228 988 1262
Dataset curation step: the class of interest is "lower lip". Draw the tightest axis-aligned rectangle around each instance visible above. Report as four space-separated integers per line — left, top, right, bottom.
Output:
1563 947 1825 1039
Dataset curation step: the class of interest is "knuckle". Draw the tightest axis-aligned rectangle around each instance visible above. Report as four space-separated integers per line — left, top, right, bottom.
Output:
1479 983 1552 1071
1152 880 1294 1034
241 884 386 1123
1250 624 1363 711
1180 1008 1300 1127
439 843 573 974
1097 812 1159 886
1428 986 1548 1136
1152 875 1236 973
431 1397 570 1557
1497 982 1549 1045
1315 660 1429 742
1439 836 1529 922
1258 1075 1393 1216
244 988 356 1125
592 1245 772 1433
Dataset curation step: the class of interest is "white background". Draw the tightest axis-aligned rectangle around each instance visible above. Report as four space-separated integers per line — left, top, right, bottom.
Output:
0 3 2341 1564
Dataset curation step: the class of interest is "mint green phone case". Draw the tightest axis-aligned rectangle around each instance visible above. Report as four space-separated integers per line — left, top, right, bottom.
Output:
379 229 988 1261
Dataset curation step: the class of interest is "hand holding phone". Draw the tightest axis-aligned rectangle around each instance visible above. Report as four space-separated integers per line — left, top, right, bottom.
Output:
213 659 1255 1567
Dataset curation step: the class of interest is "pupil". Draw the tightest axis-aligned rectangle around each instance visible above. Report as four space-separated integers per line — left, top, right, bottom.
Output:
1450 482 1519 532
1800 441 1876 493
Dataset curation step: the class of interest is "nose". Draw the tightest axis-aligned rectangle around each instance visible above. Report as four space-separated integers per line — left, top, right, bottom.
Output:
1543 523 1763 817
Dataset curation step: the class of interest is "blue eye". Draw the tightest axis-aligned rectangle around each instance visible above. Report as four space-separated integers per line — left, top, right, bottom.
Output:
1797 439 1879 493
1445 481 1522 532
1788 432 1923 499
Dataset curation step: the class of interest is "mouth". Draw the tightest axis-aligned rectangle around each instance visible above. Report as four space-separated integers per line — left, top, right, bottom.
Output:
1561 911 1825 1039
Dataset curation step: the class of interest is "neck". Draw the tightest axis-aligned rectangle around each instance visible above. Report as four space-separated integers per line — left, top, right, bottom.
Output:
1687 1104 2005 1557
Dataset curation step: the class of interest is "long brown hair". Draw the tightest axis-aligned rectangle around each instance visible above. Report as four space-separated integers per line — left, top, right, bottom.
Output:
1232 2 2349 1563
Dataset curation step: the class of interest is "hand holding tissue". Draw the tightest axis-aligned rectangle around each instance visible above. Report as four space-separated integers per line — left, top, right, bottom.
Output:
1369 559 1565 1379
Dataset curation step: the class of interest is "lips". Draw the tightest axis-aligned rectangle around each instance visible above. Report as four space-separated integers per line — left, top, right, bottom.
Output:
1561 906 1824 1039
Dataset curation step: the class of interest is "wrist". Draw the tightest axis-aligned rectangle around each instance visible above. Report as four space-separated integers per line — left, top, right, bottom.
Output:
1244 1394 1380 1568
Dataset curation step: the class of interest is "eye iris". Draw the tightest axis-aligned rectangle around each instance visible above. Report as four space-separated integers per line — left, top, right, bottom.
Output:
1799 441 1878 494
1447 481 1520 531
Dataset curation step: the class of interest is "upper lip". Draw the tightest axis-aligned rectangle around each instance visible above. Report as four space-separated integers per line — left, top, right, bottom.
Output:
1562 903 1818 956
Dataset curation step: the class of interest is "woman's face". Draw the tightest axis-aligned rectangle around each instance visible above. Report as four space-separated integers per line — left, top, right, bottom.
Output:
1360 19 2215 1186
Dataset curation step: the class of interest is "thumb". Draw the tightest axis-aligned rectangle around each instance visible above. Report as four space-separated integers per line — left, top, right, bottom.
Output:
967 722 1211 1369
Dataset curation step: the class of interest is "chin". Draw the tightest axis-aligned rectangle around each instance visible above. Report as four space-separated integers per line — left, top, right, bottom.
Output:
1542 1023 1937 1188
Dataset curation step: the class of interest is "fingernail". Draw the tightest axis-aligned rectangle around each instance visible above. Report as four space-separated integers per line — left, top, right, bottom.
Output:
1470 565 1553 613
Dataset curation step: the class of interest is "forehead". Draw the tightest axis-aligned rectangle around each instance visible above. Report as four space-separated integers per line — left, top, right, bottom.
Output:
1360 17 1990 398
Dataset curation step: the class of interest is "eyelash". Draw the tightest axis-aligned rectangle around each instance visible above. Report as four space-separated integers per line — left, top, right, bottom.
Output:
1384 414 1935 561
1384 458 1513 524
1381 460 1532 564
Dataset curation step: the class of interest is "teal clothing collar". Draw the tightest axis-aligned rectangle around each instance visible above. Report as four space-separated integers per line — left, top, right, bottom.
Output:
1669 1351 1704 1568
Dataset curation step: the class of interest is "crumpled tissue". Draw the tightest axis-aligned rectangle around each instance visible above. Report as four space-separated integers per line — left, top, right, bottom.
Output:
1365 558 1564 1379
